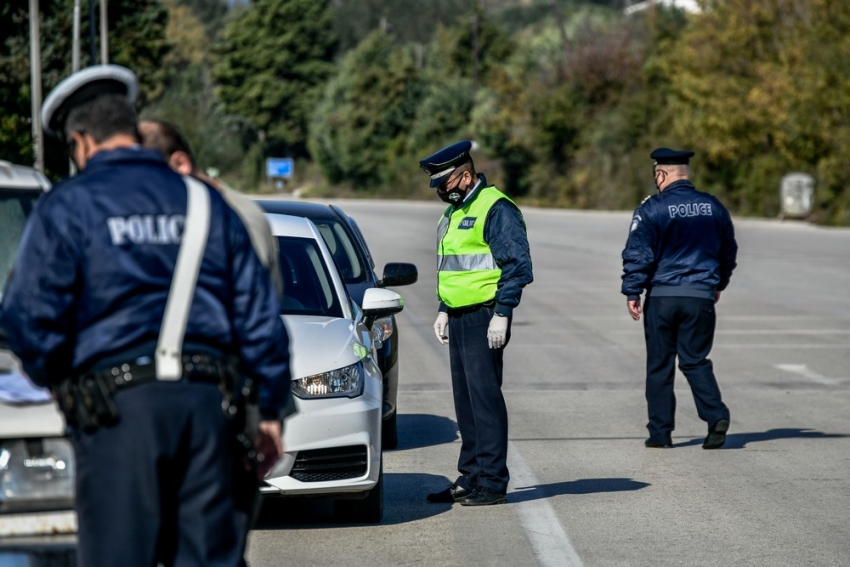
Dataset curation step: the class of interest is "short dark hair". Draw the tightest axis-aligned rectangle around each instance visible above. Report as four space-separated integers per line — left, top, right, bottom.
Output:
139 119 196 167
455 158 476 177
64 93 138 143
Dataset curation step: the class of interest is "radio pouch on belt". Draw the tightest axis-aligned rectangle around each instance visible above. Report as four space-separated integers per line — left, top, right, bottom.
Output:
156 176 211 380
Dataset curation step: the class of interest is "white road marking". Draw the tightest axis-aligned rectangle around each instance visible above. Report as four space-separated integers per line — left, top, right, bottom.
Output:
775 364 841 385
715 330 850 335
508 441 583 567
713 344 849 349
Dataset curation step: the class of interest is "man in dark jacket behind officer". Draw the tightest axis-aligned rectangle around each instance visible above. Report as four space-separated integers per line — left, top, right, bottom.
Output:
0 65 291 566
419 140 533 506
621 147 738 450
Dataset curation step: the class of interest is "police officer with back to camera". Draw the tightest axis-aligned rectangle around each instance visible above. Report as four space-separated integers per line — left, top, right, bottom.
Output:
621 148 738 450
0 65 291 566
419 141 533 506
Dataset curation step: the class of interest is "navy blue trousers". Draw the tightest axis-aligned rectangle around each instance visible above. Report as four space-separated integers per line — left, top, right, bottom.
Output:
72 381 240 567
448 304 510 493
643 295 730 444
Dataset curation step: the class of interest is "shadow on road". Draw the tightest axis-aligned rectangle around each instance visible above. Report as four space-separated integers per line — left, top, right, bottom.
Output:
509 478 650 503
393 413 458 451
677 428 850 449
254 472 453 529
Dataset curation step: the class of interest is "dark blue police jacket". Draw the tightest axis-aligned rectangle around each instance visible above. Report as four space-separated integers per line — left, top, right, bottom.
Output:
621 180 738 300
0 147 291 417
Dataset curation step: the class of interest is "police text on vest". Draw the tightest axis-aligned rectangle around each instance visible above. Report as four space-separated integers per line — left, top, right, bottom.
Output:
107 215 185 245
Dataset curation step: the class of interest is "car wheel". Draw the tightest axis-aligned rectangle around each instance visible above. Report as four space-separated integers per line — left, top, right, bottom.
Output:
334 461 383 523
381 411 398 450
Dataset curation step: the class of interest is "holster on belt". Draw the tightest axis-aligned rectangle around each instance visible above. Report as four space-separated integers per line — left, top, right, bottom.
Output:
54 374 119 433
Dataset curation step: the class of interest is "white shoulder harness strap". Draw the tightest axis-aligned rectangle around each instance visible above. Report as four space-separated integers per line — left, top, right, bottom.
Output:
155 176 211 380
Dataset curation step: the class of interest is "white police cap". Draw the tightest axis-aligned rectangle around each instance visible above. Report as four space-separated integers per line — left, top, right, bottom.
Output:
41 65 138 137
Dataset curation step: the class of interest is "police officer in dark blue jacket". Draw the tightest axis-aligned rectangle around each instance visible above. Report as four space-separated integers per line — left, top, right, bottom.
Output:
420 141 533 506
0 66 291 566
622 148 738 450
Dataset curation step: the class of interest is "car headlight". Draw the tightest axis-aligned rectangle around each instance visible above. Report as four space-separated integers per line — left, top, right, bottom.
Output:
371 315 394 348
0 438 75 512
291 361 364 399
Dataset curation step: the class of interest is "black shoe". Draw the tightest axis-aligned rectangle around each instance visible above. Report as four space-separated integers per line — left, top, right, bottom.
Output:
644 438 673 448
459 486 507 506
703 419 730 450
426 483 473 503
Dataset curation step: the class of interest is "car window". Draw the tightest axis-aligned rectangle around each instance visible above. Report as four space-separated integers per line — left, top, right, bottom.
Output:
0 190 40 301
277 236 344 318
346 217 376 270
310 220 367 284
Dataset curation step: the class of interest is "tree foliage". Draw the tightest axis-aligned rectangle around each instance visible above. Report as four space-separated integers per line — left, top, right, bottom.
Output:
3 0 850 223
141 0 251 181
309 31 426 189
663 0 850 222
331 0 476 51
214 0 336 158
0 0 168 175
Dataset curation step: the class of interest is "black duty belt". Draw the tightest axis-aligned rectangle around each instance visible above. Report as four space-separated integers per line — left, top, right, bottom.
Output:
55 353 239 433
447 300 495 315
89 353 236 391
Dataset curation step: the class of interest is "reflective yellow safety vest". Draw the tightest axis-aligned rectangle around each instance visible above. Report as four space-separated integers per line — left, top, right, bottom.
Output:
437 186 518 308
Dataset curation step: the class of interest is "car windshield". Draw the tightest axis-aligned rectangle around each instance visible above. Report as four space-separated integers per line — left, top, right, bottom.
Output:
310 219 367 285
0 190 40 301
277 236 344 318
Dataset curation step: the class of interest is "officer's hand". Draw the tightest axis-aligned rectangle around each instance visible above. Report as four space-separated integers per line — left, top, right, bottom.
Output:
628 299 642 321
255 420 283 479
487 314 508 349
714 291 721 304
433 312 449 345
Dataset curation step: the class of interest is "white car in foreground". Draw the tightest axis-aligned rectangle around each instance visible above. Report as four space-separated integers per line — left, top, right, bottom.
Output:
260 213 404 523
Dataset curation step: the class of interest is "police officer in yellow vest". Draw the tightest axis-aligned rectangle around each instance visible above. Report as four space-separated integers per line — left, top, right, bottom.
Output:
420 141 533 506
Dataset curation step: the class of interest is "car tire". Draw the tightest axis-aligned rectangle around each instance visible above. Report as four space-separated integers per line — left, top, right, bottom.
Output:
381 411 398 450
334 460 383 523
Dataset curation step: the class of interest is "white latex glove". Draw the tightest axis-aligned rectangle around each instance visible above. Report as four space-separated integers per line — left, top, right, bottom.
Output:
487 314 509 349
433 312 449 345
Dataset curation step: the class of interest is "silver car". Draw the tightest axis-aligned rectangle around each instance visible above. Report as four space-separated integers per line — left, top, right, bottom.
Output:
260 213 404 523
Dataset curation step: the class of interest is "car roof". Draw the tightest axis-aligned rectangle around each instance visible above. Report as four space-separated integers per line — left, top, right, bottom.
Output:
256 200 341 222
0 161 51 191
264 212 324 239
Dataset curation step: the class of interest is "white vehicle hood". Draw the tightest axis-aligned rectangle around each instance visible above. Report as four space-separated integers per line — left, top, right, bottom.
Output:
0 401 65 438
282 315 369 379
0 350 65 438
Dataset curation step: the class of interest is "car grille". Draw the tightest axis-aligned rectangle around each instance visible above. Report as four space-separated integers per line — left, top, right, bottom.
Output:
290 445 368 482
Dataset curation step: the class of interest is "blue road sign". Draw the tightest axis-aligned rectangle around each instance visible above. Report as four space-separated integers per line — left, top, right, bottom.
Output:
266 157 294 178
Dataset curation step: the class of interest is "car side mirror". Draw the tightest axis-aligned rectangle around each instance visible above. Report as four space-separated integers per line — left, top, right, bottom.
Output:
362 288 404 330
378 262 417 288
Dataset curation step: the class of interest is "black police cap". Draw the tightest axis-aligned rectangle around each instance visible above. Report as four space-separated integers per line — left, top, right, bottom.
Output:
41 65 138 137
650 147 694 165
419 140 473 188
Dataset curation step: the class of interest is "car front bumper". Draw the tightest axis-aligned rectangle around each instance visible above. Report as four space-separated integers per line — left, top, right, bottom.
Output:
260 378 382 498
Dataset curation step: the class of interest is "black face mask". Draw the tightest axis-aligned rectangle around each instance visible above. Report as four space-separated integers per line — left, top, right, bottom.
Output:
436 174 466 206
654 168 667 192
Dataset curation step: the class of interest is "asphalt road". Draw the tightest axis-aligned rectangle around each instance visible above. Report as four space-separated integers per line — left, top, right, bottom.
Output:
248 199 850 567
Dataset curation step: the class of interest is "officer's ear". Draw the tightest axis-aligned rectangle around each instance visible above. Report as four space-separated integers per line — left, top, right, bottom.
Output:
168 151 194 175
